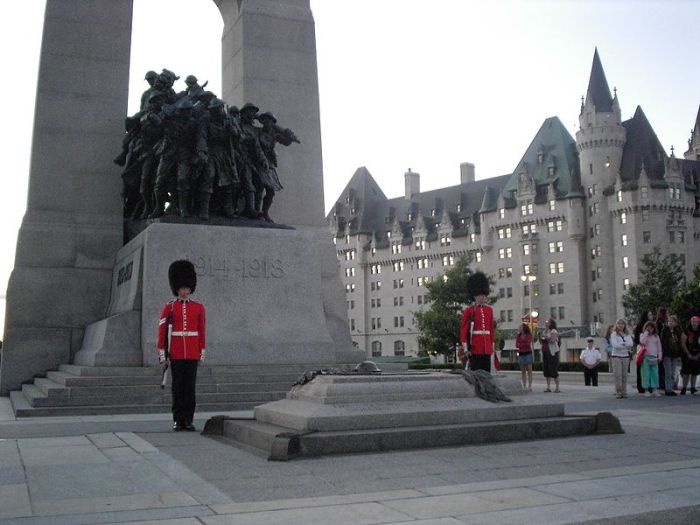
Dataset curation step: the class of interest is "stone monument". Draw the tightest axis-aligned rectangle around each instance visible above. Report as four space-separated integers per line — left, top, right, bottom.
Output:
1 0 361 396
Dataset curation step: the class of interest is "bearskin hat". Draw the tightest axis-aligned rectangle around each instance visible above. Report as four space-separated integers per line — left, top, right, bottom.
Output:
466 271 490 298
168 260 197 296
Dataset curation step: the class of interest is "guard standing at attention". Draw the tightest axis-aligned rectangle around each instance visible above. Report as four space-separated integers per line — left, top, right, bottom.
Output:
158 260 206 431
460 272 495 372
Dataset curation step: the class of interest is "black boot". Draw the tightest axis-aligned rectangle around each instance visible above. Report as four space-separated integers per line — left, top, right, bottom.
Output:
148 192 167 219
178 191 191 218
197 192 211 221
221 187 237 218
241 191 259 219
262 191 274 222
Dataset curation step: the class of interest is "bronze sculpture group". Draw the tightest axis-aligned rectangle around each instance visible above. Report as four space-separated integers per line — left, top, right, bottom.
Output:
115 69 299 222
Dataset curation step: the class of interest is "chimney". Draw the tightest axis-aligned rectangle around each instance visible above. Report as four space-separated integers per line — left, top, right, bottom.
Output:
404 168 420 200
460 162 475 184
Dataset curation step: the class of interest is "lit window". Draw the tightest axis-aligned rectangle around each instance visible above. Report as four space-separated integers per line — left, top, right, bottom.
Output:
623 278 630 291
558 262 564 273
616 190 623 202
622 256 629 269
470 233 476 243
549 200 556 211
523 244 530 256
506 267 513 277
621 234 627 246
499 208 505 219
620 212 627 224
475 251 482 262
549 263 556 274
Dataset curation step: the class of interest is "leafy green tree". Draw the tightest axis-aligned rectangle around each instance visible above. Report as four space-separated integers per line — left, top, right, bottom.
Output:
622 247 685 322
414 256 495 357
671 264 700 327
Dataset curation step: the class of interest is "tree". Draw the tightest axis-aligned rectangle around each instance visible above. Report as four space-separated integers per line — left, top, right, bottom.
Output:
414 256 495 357
622 247 685 323
671 264 700 327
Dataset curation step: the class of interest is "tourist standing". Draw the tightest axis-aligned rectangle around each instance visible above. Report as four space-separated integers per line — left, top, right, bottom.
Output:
610 319 633 398
580 337 602 386
603 324 614 375
540 318 560 393
639 321 662 397
460 272 495 373
158 260 207 432
634 312 654 394
656 307 669 392
662 315 683 396
515 323 534 391
680 316 700 395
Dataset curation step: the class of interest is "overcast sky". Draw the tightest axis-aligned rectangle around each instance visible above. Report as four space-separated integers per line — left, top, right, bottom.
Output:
1 0 699 336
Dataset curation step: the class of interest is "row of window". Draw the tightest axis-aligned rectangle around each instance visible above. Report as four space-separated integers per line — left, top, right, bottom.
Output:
370 340 405 357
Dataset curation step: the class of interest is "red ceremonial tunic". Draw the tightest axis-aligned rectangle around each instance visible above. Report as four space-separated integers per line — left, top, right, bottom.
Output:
157 299 206 360
460 304 495 355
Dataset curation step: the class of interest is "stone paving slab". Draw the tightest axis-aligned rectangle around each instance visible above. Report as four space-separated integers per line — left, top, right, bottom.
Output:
0 483 32 519
32 491 200 517
200 501 413 525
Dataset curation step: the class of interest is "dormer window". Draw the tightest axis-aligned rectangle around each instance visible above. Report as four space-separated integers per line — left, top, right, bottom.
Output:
407 213 412 220
456 204 461 212
547 165 555 177
537 151 544 164
431 209 436 217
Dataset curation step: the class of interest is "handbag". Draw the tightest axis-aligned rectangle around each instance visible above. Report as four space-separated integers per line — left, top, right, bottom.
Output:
635 345 646 366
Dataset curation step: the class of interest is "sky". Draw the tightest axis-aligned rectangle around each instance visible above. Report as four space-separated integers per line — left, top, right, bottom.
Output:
1 0 699 337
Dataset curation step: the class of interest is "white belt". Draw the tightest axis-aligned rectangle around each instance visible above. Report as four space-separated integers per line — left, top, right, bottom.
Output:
171 331 199 336
472 330 491 335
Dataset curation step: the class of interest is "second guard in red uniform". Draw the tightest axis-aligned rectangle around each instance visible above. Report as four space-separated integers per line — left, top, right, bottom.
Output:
460 271 496 372
158 260 206 431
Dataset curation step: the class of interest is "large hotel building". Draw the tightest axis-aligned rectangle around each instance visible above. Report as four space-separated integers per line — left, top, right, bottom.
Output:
327 50 700 361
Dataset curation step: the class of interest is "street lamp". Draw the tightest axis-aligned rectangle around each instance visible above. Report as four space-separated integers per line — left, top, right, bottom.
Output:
520 275 538 329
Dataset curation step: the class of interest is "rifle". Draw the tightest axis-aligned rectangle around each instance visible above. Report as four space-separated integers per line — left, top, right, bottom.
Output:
160 305 174 389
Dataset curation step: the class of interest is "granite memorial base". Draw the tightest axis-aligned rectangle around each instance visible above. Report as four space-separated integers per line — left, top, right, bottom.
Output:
204 372 623 460
75 221 362 368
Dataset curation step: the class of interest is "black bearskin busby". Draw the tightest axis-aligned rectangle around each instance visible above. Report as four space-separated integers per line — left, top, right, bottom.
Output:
466 271 490 299
168 260 197 296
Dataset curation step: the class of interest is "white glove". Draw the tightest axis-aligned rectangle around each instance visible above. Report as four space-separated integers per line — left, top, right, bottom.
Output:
200 349 206 362
158 350 166 364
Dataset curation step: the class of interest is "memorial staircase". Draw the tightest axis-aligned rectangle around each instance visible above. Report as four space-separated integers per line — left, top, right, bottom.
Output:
9 364 309 417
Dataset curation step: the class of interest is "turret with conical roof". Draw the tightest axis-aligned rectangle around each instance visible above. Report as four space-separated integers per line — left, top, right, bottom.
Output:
576 48 626 188
684 105 700 161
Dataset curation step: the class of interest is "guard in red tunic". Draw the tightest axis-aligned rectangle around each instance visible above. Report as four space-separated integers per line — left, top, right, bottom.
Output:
158 260 206 431
460 272 496 372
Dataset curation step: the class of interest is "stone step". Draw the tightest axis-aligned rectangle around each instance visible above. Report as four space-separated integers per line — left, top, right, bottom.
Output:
57 363 333 378
34 377 71 399
23 386 287 408
47 369 296 389
213 414 603 460
11 396 261 418
64 382 292 398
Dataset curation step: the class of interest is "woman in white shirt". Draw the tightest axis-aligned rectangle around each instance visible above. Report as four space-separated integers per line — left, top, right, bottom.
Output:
610 318 634 398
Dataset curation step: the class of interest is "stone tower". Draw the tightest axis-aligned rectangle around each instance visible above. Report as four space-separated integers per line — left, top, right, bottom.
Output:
575 49 626 326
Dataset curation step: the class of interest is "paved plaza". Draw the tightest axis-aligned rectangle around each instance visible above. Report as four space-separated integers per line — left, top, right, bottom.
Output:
1 374 699 525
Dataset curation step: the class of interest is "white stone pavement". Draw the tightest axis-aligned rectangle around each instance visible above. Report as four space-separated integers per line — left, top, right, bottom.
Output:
0 379 699 525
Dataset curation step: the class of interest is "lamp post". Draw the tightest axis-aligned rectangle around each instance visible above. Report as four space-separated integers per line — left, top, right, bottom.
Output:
520 275 538 331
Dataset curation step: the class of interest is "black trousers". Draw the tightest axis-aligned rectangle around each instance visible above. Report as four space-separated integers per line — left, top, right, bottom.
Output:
170 359 198 425
584 366 599 386
469 354 491 373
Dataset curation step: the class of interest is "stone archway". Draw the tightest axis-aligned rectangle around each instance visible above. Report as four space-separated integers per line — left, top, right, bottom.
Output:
0 0 326 393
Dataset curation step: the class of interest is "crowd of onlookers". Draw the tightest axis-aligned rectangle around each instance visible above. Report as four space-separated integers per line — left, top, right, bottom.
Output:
514 309 700 398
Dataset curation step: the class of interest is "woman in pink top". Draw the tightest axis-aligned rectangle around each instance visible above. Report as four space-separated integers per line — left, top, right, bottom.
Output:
515 323 534 391
639 321 663 397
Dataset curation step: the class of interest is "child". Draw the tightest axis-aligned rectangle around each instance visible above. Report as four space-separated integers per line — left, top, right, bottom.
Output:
580 337 602 386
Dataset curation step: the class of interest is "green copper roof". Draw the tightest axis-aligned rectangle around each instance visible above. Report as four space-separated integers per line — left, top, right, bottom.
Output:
501 116 582 199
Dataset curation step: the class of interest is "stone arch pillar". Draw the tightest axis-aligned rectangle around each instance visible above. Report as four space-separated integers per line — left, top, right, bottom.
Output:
214 0 325 227
1 0 331 394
